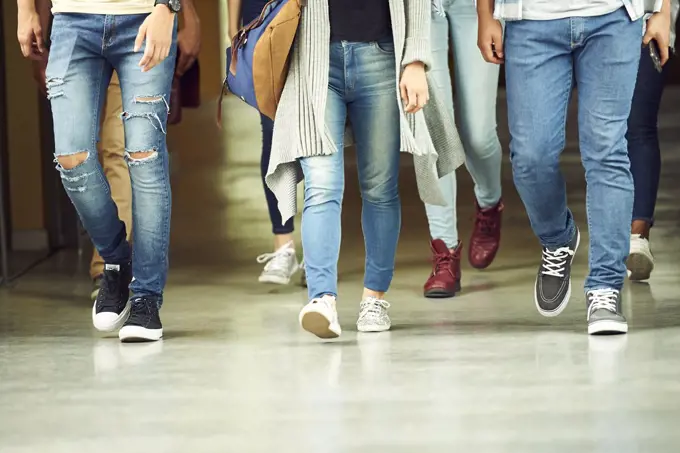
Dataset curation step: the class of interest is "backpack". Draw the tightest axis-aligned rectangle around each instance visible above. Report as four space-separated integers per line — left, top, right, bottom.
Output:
217 0 306 124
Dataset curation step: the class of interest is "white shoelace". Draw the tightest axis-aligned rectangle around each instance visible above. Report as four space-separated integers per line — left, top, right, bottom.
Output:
588 289 619 317
359 298 391 319
256 247 295 274
541 246 575 277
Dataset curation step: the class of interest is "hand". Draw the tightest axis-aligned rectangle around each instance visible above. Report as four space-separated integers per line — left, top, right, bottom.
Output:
400 62 429 114
644 10 671 65
135 5 175 72
31 52 49 96
176 19 201 76
17 7 45 59
477 14 504 64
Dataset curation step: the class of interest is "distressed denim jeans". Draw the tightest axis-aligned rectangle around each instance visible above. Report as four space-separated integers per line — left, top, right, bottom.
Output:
425 0 503 248
504 8 641 291
47 13 177 300
300 39 401 300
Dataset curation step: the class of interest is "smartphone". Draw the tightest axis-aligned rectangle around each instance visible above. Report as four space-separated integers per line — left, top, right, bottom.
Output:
649 39 663 73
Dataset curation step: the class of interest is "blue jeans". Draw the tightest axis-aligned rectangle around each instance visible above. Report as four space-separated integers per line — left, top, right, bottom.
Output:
425 0 503 248
47 13 177 299
628 47 666 226
300 40 401 300
242 0 294 235
504 8 641 291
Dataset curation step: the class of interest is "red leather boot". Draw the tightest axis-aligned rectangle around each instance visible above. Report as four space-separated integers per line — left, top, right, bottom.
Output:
469 200 504 269
424 239 462 298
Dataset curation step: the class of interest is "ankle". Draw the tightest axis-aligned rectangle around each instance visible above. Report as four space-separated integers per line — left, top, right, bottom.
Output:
363 288 385 300
274 234 294 250
631 220 650 239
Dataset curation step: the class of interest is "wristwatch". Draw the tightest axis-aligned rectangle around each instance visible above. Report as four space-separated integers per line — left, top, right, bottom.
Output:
154 0 181 13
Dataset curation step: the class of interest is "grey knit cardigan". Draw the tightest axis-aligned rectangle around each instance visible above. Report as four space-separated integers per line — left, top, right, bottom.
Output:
265 0 466 224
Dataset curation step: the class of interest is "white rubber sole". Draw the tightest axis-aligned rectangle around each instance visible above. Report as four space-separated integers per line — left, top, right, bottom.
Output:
299 310 341 339
588 319 629 335
535 230 581 318
626 251 654 281
92 301 131 332
357 323 391 333
118 325 163 342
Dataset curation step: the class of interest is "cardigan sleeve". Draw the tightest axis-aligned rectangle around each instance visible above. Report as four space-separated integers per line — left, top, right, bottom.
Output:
402 0 432 69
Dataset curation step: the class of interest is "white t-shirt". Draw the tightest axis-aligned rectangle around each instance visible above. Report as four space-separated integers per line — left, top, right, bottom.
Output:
522 0 624 20
51 0 155 15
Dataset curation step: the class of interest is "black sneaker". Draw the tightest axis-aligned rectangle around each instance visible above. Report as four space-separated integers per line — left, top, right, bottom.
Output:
586 289 628 335
90 275 103 302
92 263 132 332
534 227 580 317
118 296 163 342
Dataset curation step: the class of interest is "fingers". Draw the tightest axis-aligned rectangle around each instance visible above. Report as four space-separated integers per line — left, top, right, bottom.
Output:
403 87 429 114
176 53 196 76
134 23 147 52
660 44 670 65
139 42 154 70
400 82 408 106
34 31 45 54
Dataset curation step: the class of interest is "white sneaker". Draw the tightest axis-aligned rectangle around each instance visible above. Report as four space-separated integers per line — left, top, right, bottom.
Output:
256 241 300 285
299 295 341 339
357 297 391 332
627 234 654 281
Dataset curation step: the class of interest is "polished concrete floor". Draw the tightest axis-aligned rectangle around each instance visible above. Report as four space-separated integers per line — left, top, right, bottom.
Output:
2 89 680 452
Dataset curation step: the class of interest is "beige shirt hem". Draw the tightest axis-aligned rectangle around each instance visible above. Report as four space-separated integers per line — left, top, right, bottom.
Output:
52 6 154 15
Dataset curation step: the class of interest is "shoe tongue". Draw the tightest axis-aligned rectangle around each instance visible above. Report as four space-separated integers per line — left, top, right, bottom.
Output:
431 239 450 254
105 264 120 272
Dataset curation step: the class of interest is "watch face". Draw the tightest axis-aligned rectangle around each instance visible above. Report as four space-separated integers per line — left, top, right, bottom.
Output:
169 0 181 11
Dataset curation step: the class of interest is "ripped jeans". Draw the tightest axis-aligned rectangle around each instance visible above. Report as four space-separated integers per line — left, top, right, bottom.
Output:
46 13 177 299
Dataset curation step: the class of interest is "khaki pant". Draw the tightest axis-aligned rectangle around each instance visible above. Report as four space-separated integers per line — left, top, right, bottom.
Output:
90 73 133 279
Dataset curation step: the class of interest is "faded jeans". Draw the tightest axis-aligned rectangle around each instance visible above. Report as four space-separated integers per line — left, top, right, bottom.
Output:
47 13 177 299
504 8 641 291
424 0 503 248
300 39 401 300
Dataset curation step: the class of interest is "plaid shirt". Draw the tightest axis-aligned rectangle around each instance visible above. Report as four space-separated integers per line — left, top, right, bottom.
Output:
492 0 664 21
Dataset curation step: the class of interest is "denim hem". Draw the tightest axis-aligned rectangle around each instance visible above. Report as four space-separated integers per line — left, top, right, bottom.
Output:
539 222 575 249
309 291 337 300
584 283 624 293
363 280 392 294
632 216 654 227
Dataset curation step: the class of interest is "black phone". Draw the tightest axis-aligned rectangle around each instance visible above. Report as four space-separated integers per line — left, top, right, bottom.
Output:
649 39 663 73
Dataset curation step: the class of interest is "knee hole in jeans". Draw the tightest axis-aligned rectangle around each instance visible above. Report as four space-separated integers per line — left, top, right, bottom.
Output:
126 149 159 165
56 151 89 170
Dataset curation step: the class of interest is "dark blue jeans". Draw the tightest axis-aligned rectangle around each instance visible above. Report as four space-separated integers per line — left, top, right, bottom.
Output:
243 0 294 235
627 47 666 227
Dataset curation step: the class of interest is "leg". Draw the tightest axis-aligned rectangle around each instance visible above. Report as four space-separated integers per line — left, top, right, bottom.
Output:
448 0 502 208
448 0 504 269
111 14 177 302
504 19 575 248
626 47 665 281
297 42 347 339
574 9 642 292
256 114 300 286
348 41 401 298
260 114 295 238
47 15 128 266
90 72 132 282
505 18 580 318
424 10 458 248
627 48 665 234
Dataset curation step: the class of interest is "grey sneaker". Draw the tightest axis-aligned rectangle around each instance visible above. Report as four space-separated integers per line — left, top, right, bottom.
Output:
256 241 300 285
535 227 580 317
586 288 628 335
357 297 391 332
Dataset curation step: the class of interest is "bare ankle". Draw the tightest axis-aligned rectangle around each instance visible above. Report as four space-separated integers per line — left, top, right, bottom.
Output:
274 234 294 250
363 288 385 300
631 220 650 239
